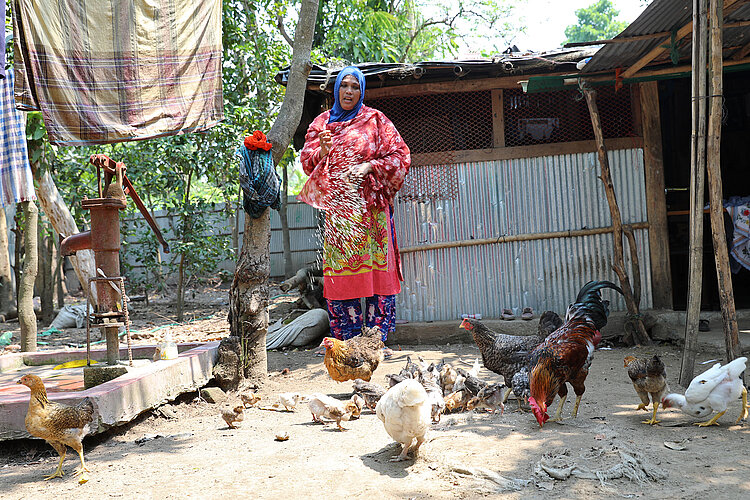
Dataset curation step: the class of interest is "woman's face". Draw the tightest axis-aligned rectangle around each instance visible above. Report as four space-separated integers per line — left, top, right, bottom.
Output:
338 75 361 111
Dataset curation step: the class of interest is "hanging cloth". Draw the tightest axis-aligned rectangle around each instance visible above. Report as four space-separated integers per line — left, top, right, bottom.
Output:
238 131 280 219
11 0 224 146
0 69 36 207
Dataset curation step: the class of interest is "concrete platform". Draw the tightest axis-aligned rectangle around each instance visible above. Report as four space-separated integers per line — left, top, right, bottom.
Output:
0 342 219 441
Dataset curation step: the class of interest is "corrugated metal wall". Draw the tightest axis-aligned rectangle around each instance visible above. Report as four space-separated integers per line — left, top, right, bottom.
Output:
393 148 652 322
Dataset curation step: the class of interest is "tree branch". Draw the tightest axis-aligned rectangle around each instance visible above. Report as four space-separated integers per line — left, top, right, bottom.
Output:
277 15 294 47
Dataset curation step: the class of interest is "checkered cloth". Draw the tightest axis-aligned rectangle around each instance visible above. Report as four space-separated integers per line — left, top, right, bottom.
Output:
11 0 224 146
238 146 281 219
0 0 6 79
0 68 35 207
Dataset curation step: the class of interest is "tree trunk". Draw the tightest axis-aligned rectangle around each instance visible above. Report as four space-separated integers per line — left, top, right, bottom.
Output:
219 0 319 391
176 167 194 323
36 220 54 325
280 164 294 278
19 201 38 352
35 170 98 306
0 207 15 319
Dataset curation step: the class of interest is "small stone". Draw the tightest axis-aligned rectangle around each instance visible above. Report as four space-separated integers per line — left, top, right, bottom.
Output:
200 387 227 404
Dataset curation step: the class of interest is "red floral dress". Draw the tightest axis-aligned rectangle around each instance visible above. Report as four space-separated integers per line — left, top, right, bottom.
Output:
299 105 411 300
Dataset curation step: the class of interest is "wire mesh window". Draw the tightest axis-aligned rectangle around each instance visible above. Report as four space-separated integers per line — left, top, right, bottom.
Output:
366 90 493 164
504 84 635 147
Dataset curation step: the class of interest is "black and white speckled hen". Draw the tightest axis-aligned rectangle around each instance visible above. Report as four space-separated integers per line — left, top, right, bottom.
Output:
460 310 562 407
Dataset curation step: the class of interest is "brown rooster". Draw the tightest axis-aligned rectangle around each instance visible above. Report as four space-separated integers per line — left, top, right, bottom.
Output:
17 374 95 480
321 326 384 382
461 311 562 407
624 355 668 425
528 280 623 427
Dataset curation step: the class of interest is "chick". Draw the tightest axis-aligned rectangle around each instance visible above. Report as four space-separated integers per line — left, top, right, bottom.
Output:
308 394 358 431
444 390 471 413
439 362 459 396
466 383 506 414
349 394 365 419
278 392 302 411
624 355 668 425
352 378 387 410
221 405 245 429
240 392 261 408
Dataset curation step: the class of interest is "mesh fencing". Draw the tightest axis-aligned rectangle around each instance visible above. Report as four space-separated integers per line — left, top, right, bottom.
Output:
366 84 637 202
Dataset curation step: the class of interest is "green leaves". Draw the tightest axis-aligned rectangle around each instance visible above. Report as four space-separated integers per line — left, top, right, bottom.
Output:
563 0 628 45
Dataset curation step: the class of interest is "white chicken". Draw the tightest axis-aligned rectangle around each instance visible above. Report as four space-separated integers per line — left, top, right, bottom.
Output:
662 357 749 427
278 392 302 411
308 394 358 431
375 379 431 462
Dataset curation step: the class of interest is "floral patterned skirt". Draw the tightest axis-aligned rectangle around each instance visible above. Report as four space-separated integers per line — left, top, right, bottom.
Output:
322 204 401 301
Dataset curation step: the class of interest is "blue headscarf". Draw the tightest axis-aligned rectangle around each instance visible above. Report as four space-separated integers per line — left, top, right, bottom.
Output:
328 66 366 123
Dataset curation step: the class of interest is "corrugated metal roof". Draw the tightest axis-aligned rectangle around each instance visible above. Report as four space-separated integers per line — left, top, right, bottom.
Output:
583 0 750 73
275 48 597 90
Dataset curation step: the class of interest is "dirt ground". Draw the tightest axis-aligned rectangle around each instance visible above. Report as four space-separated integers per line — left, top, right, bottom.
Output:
2 288 750 499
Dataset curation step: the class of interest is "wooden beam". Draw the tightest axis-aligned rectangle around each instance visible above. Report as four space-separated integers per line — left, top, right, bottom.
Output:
681 0 709 387
583 87 650 345
706 0 744 374
639 81 673 309
361 71 575 98
491 89 505 148
622 0 746 79
621 22 695 79
410 137 643 166
564 19 750 48
400 222 650 254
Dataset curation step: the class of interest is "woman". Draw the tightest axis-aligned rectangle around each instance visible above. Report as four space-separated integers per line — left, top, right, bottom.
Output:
300 66 410 345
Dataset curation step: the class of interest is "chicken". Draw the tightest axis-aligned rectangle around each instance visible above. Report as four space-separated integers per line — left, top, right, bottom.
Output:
16 374 95 481
528 280 623 427
417 363 445 423
221 405 245 429
439 362 459 395
624 355 668 425
454 367 489 397
376 379 432 461
662 357 749 427
321 327 385 383
352 378 387 410
349 394 365 418
511 366 530 409
444 390 471 413
467 383 506 414
240 392 261 408
308 394 359 431
461 311 562 407
278 392 302 411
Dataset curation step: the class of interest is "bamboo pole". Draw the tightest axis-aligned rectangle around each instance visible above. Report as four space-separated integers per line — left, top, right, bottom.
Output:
681 0 709 387
399 222 649 254
583 87 651 345
706 0 743 378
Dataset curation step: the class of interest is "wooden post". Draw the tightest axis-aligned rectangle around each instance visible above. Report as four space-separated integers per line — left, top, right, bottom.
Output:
18 201 38 352
706 0 743 376
640 81 673 309
491 89 505 148
681 0 709 387
583 87 651 345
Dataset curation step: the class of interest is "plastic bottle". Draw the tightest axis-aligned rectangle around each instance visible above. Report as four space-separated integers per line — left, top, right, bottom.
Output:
159 333 179 360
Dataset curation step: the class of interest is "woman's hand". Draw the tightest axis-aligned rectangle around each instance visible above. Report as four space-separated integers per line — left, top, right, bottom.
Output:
348 162 372 183
319 130 333 157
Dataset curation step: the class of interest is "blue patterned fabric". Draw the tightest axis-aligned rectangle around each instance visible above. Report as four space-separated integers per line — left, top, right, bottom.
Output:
0 69 36 207
1 0 5 79
238 146 281 219
326 294 396 341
